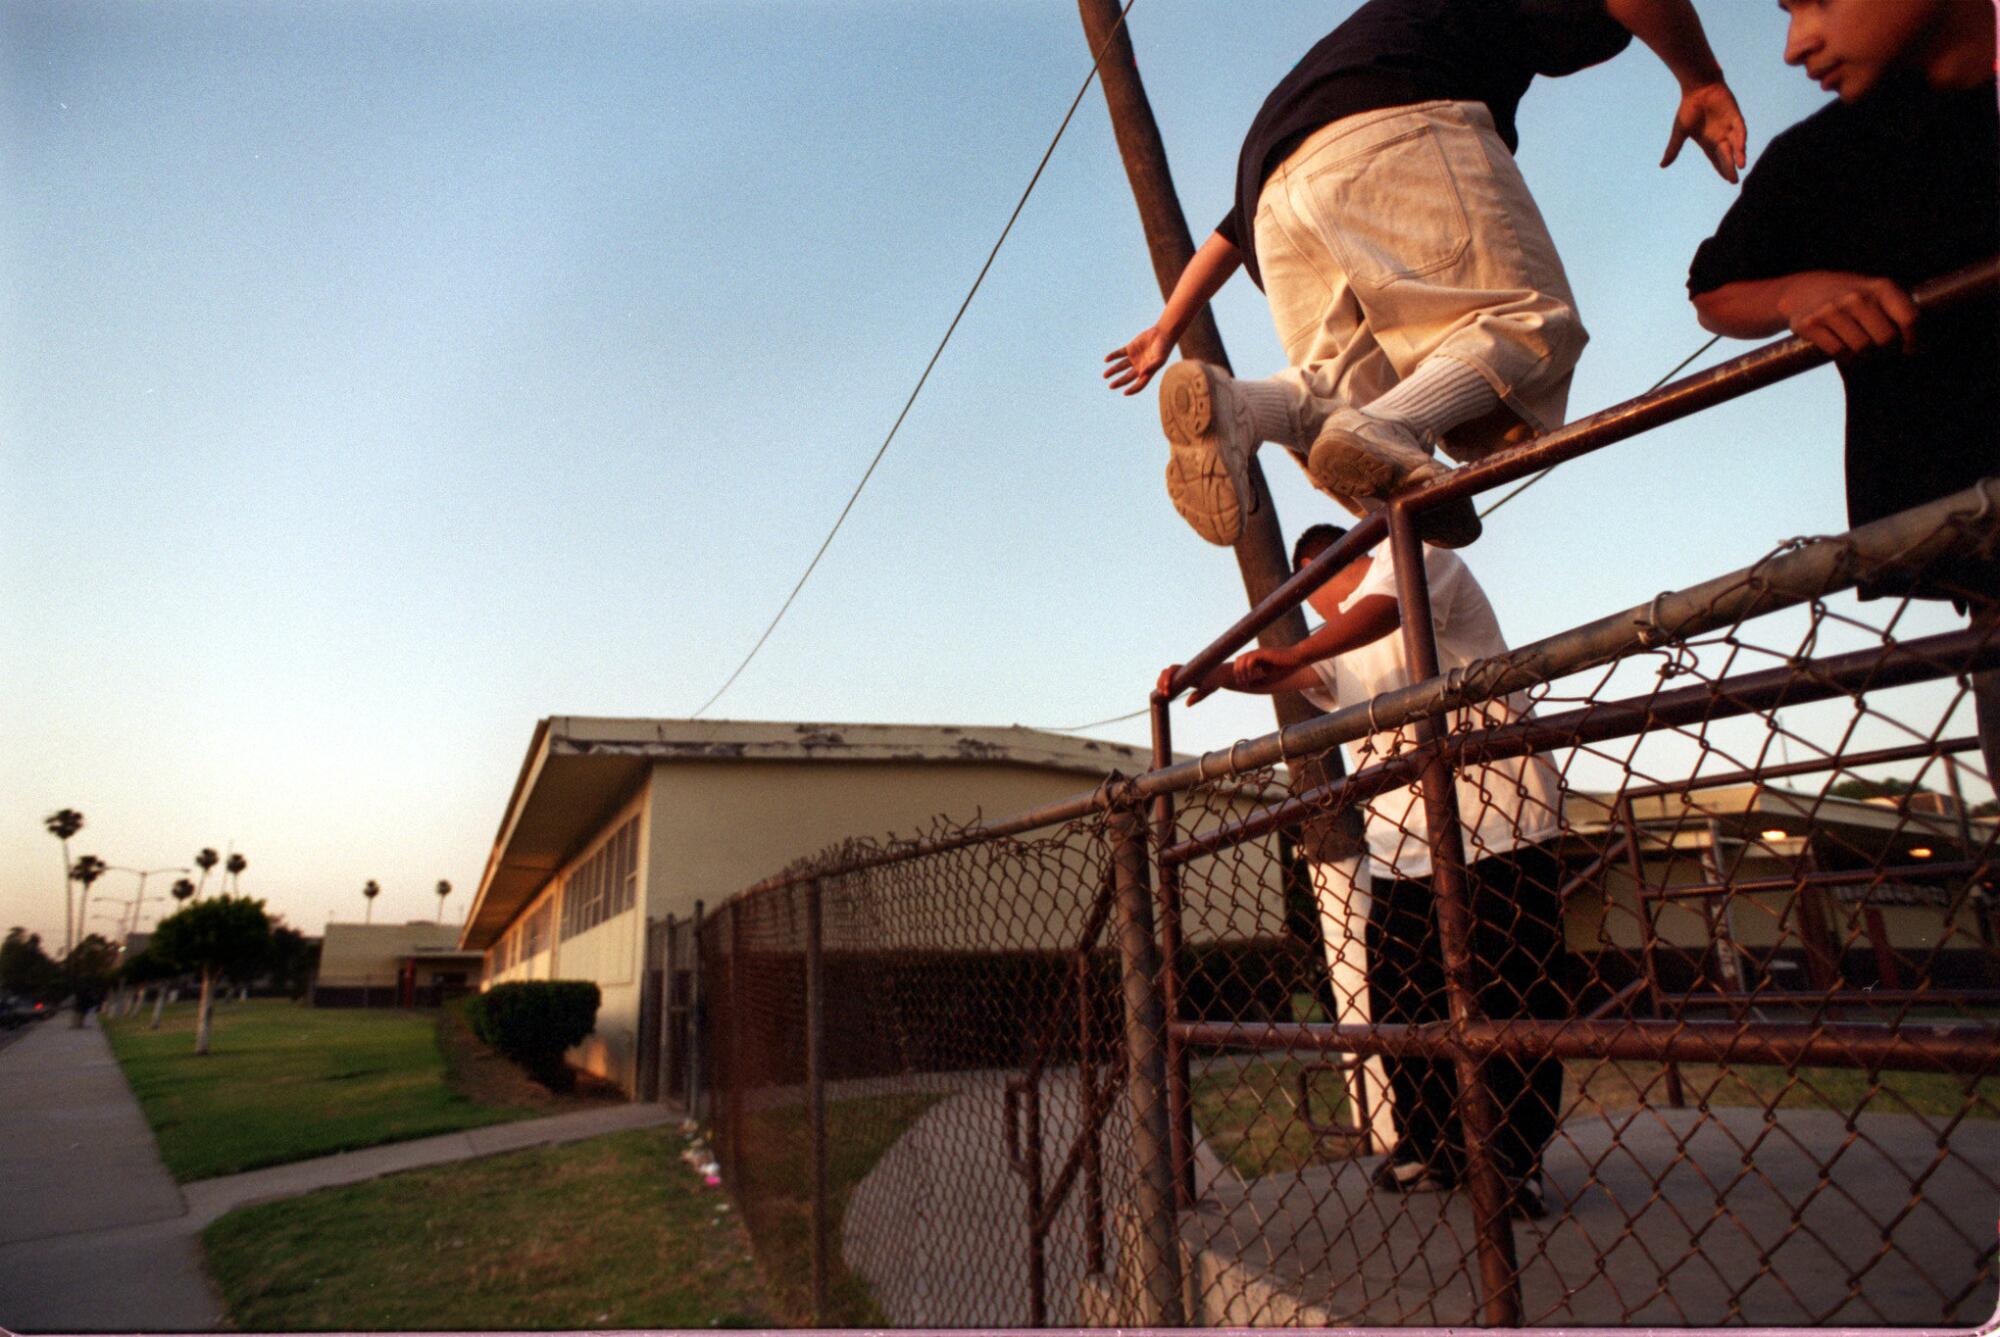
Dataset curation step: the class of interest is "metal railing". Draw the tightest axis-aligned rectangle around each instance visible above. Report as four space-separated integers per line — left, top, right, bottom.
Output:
692 258 1999 1326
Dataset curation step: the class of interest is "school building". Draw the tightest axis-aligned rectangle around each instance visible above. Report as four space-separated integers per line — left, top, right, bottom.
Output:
312 921 482 1008
458 716 1181 1094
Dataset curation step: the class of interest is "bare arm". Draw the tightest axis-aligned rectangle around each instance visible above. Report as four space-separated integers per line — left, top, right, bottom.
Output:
1604 0 1747 182
1232 594 1402 693
1161 657 1323 706
1693 271 1919 357
1104 231 1243 395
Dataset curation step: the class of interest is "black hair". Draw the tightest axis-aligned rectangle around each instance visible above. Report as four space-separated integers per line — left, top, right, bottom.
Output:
1291 522 1349 572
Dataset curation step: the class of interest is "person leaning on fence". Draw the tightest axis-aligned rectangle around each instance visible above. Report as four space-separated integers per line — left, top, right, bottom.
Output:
1164 522 1568 1218
1105 0 1747 551
1684 0 2000 778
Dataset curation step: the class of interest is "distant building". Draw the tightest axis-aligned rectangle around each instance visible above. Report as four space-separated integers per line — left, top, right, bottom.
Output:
313 921 481 1008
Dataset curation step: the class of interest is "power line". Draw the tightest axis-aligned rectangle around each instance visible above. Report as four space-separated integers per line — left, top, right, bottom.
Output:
691 1 1143 720
1478 333 1723 520
1042 706 1151 733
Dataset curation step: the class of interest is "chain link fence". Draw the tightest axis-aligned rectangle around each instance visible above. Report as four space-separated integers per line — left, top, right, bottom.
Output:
690 264 1999 1327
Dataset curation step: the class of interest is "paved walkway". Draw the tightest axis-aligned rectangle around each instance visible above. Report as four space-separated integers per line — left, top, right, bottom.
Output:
0 1017 674 1333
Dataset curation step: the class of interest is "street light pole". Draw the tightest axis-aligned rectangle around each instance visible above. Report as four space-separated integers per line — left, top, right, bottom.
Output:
104 866 192 941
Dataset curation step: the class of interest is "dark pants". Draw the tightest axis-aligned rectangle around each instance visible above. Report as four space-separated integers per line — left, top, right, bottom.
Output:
1367 843 1568 1182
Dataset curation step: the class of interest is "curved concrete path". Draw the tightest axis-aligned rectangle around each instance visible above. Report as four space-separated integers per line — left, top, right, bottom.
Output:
0 1017 671 1333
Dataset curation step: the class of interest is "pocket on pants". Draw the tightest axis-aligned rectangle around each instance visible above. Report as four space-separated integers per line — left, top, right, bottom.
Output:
1303 123 1471 286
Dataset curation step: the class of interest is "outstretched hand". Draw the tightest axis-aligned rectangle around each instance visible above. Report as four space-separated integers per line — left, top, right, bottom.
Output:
1104 326 1175 396
1160 661 1232 706
1662 80 1747 183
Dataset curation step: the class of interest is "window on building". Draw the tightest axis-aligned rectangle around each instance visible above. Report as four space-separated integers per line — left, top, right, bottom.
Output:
559 815 639 941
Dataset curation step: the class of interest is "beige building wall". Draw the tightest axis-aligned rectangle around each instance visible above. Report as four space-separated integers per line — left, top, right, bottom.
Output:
644 759 1283 950
319 922 463 990
483 786 652 1085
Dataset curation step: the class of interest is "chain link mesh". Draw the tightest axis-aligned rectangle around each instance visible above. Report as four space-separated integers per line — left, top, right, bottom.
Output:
696 511 1999 1327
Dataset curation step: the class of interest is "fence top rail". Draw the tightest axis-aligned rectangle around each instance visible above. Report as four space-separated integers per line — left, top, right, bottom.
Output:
730 475 1998 901
1162 257 1998 702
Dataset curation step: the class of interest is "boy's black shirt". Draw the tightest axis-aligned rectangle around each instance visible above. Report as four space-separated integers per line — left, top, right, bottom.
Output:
1216 0 1630 287
1687 79 1999 566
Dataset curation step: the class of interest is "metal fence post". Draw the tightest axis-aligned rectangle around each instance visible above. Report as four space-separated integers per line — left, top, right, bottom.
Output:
1388 503 1524 1326
805 878 829 1324
728 898 746 1190
1149 696 1197 1208
689 899 706 1120
1109 803 1185 1326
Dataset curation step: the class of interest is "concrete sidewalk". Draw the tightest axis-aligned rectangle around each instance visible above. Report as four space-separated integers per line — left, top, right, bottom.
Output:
0 1016 675 1333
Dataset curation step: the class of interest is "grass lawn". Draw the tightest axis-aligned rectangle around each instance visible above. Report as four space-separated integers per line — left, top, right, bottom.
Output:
1568 1057 2000 1121
204 1125 770 1330
1193 1057 1362 1179
734 1091 944 1325
104 999 538 1181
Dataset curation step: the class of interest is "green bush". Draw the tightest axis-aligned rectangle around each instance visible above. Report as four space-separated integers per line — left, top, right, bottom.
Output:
464 982 601 1091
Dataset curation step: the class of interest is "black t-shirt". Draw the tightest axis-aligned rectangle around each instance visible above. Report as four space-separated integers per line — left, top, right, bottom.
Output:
1216 0 1631 287
1687 78 1999 588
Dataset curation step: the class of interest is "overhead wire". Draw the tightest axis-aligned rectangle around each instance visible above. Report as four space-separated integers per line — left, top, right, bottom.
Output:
1477 332 1723 520
690 0 1142 720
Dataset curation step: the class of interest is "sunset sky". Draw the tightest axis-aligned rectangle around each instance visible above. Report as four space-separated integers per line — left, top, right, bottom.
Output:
3 0 1981 947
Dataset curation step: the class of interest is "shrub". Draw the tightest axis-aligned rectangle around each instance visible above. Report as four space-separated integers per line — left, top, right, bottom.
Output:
464 981 601 1091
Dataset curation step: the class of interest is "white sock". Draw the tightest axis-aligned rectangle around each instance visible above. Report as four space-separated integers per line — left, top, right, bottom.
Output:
1362 357 1499 440
1233 377 1304 448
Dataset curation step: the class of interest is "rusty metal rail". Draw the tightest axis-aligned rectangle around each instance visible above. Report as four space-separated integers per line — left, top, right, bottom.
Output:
692 261 2000 1327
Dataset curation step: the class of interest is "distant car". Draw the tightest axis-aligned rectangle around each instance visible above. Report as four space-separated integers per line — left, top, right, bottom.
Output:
0 995 33 1029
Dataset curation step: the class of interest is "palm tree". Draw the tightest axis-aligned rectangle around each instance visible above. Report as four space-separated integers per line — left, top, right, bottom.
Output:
70 856 108 950
44 809 84 957
193 848 219 898
225 852 247 894
435 879 452 923
68 856 107 1027
170 878 195 903
363 880 381 924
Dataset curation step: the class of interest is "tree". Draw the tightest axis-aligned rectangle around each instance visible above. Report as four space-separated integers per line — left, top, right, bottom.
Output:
170 877 195 903
1 927 62 1002
1827 777 1934 801
119 948 179 1028
150 895 272 1055
435 879 451 923
43 809 84 957
225 852 247 894
68 856 108 1021
264 926 320 999
363 879 381 924
65 934 119 1020
193 848 219 898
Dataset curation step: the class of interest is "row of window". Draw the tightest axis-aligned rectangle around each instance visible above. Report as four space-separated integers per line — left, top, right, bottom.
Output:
487 816 641 976
561 817 639 941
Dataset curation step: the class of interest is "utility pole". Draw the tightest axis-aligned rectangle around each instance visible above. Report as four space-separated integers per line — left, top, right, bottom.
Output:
1079 0 1359 860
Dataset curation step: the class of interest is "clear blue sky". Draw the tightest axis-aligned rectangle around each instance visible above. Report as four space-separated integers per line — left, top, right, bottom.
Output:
2 0 1981 947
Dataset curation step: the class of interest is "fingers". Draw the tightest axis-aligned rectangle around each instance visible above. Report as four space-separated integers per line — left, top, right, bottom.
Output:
1186 683 1215 707
1797 285 1920 358
1875 280 1920 353
1660 122 1687 170
1705 134 1740 184
1156 665 1181 698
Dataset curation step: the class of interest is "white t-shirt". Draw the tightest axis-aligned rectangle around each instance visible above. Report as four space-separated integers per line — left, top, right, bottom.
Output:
1300 542 1562 883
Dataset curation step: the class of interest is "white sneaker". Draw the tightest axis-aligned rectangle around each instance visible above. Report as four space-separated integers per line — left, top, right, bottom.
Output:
1306 408 1481 549
1159 360 1258 547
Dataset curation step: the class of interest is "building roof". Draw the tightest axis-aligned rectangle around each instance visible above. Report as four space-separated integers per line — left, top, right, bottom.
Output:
460 717 1160 950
